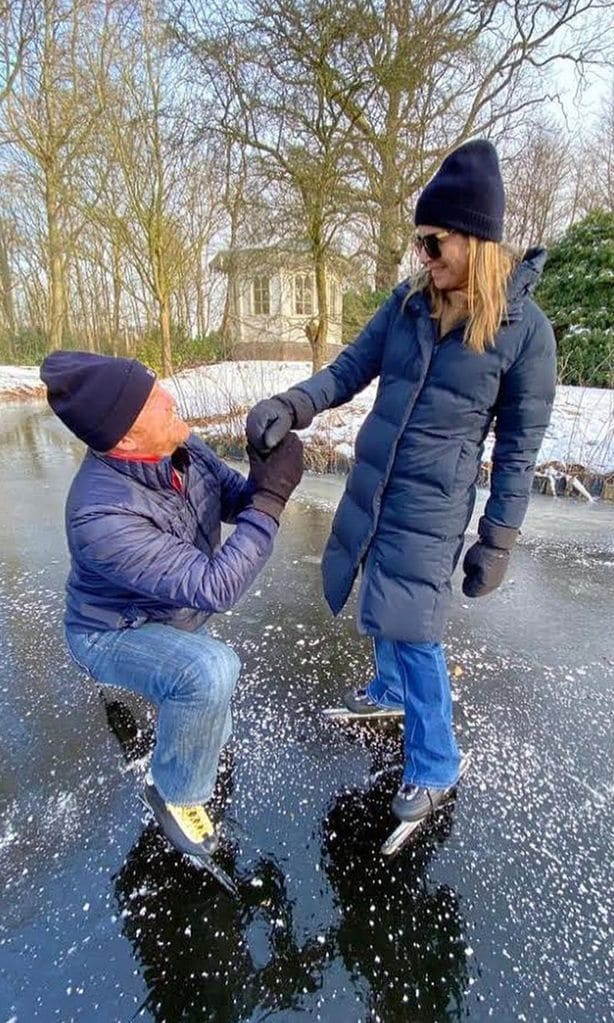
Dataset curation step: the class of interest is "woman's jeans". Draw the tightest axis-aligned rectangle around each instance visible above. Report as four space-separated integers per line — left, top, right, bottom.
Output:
368 638 460 788
65 623 241 806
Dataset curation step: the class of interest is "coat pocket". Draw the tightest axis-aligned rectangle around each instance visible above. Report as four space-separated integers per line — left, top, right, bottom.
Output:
448 441 479 495
439 441 466 497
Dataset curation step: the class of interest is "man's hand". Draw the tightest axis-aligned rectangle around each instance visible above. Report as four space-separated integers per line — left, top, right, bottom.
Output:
246 433 304 523
246 388 315 454
462 517 518 598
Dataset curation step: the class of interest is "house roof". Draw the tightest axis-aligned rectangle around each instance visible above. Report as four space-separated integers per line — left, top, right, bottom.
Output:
210 240 349 278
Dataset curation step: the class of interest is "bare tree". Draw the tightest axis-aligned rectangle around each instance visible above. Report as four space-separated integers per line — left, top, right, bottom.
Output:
329 0 614 288
502 123 572 247
2 0 218 362
1 0 114 348
598 86 614 213
0 215 16 350
171 0 612 308
171 0 362 370
0 1 39 106
83 1 216 374
586 84 614 214
216 139 249 355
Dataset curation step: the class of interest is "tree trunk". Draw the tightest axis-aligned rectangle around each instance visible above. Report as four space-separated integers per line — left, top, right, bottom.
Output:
219 264 238 358
195 243 207 338
159 295 173 377
374 91 403 291
73 258 95 351
111 243 122 353
0 223 16 355
311 255 329 372
374 198 404 291
45 171 65 349
220 148 246 359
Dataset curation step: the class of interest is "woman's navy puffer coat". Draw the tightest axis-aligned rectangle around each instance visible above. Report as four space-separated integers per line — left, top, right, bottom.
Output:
295 249 556 643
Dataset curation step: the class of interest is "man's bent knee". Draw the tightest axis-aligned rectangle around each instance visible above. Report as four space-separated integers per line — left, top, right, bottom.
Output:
175 639 240 705
204 638 241 690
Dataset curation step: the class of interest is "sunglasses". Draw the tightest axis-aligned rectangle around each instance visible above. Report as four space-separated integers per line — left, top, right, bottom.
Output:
414 230 451 260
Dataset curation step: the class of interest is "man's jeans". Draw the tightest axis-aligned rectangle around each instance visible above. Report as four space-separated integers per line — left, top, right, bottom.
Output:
368 638 460 788
66 623 241 806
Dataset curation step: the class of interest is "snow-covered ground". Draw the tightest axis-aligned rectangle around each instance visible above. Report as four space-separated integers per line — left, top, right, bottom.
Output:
0 365 46 401
2 361 613 474
166 361 614 476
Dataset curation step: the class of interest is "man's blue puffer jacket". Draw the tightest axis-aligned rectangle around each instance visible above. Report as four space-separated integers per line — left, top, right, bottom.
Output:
64 433 277 634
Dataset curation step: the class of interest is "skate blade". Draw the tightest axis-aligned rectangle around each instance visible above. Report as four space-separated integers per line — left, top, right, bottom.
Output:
185 853 239 897
457 752 472 781
381 819 422 856
138 795 239 898
380 753 473 858
322 706 404 720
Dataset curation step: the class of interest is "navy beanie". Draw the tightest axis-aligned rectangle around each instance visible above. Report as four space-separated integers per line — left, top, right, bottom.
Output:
40 350 156 451
414 139 505 242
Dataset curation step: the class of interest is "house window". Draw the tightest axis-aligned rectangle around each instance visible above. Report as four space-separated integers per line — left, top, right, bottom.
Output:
294 273 314 316
252 275 270 316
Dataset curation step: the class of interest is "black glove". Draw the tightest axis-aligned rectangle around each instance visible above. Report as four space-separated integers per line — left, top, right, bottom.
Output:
246 388 315 454
246 433 304 523
462 517 519 598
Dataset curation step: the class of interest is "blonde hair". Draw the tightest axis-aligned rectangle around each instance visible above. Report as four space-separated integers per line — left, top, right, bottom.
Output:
409 237 518 354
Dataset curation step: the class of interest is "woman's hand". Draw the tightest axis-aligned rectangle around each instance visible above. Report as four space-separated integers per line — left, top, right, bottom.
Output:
246 388 315 454
462 517 518 598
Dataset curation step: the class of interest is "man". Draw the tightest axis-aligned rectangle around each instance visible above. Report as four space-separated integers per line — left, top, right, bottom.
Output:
41 350 303 860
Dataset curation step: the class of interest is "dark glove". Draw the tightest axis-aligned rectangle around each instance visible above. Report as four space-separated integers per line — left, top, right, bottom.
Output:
462 516 519 598
246 433 304 522
246 388 315 454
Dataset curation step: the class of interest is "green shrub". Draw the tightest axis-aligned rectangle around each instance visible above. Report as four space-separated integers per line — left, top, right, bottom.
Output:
0 327 48 366
537 211 614 388
342 287 390 344
0 326 224 374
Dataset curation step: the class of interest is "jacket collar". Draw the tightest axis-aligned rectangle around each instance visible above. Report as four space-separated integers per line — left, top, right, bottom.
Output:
92 443 191 490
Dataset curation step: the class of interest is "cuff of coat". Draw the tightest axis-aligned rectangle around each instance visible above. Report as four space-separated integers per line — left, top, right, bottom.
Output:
247 491 285 524
279 388 317 429
478 516 519 550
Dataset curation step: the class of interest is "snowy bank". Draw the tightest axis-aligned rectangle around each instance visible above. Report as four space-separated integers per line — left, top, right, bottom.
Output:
1 360 612 478
165 361 614 478
0 365 46 402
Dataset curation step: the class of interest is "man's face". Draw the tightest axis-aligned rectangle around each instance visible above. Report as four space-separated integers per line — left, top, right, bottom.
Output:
122 383 190 457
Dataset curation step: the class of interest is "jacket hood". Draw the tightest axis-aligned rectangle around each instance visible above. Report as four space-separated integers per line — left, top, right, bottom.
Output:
507 246 547 317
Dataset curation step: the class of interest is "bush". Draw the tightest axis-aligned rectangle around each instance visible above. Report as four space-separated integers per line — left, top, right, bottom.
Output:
118 330 225 375
173 332 224 370
536 211 614 388
0 326 225 374
0 327 48 366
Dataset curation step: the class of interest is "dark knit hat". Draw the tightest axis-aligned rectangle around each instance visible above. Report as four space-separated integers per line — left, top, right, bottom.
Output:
40 350 156 451
414 139 505 242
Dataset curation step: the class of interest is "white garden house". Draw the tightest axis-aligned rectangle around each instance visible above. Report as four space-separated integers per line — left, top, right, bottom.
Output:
211 242 344 354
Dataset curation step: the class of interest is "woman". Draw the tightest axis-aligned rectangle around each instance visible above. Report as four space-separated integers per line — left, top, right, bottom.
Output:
246 140 556 824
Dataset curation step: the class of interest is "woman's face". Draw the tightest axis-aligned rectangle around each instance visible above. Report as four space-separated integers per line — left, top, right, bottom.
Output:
415 225 470 292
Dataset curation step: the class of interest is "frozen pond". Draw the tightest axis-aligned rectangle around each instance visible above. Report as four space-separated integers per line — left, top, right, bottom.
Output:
1 404 613 1022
